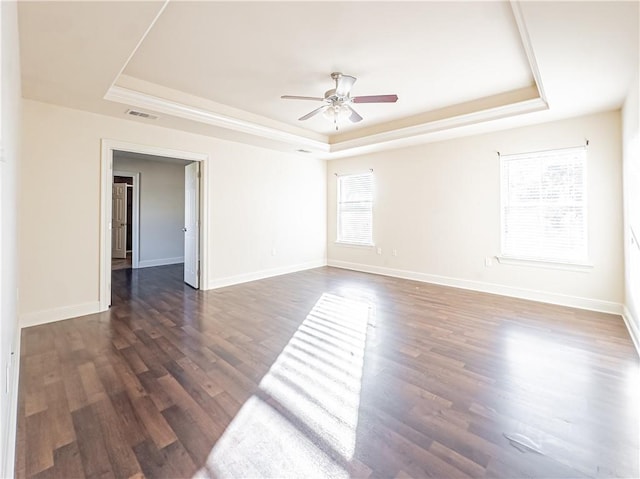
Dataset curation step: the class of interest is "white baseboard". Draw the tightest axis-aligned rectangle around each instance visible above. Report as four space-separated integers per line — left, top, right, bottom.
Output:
207 259 327 290
137 256 184 268
622 305 640 357
18 259 324 326
328 260 623 315
1 329 20 479
19 301 102 328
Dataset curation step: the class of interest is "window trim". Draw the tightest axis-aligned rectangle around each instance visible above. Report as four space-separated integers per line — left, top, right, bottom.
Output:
496 255 593 271
499 145 588 266
334 240 376 248
336 171 374 247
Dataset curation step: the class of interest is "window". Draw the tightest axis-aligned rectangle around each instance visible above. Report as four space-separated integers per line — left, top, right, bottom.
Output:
337 172 373 245
500 146 587 264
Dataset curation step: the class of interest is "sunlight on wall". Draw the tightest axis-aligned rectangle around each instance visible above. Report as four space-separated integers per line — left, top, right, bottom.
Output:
196 293 373 478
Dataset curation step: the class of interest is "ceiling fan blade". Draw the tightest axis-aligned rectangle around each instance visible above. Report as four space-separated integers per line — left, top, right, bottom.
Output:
335 75 357 98
298 105 327 121
346 105 363 123
281 95 325 101
353 94 398 103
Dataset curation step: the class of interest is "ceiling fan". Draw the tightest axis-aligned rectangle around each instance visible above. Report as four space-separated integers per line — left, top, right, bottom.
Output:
281 72 398 130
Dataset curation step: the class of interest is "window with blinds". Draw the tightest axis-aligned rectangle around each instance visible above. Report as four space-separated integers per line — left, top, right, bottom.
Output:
337 172 373 245
500 146 587 264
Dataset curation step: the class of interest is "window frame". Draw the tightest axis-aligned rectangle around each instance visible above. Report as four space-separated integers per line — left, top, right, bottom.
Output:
499 145 589 267
336 171 374 247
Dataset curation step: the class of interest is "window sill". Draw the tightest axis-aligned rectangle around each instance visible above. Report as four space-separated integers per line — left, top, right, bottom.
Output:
334 241 375 249
496 256 593 272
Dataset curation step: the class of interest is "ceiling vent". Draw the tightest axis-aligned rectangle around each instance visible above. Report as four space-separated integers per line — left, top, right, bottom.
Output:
126 109 158 120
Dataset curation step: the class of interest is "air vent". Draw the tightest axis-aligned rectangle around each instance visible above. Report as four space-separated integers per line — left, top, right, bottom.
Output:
296 149 312 154
125 109 158 120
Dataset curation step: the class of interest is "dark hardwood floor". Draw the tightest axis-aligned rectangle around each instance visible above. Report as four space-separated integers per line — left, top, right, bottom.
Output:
112 254 132 271
16 265 639 478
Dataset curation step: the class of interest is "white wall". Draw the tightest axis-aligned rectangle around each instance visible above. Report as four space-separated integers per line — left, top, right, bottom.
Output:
328 110 624 313
622 66 640 352
0 2 21 477
19 99 327 323
114 156 186 267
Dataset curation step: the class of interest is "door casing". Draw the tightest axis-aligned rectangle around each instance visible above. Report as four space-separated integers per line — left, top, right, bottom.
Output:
113 170 140 268
100 139 209 310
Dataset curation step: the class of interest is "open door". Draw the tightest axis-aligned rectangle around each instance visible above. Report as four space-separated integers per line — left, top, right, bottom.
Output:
184 162 200 288
111 183 127 259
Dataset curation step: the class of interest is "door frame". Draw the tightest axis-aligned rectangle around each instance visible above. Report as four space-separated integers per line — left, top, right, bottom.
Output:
100 139 209 311
112 170 140 268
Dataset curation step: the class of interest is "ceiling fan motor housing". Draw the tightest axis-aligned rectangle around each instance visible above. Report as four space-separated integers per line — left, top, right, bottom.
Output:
324 89 338 100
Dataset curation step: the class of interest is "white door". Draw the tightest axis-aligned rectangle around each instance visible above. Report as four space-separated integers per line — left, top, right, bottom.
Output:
184 162 200 288
112 183 127 259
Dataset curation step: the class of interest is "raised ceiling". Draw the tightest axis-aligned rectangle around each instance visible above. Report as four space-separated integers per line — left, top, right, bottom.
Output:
123 1 534 134
17 1 639 159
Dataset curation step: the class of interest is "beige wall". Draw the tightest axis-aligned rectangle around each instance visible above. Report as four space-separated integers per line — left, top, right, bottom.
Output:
622 67 640 349
327 111 624 312
20 99 327 321
114 156 186 266
1 2 21 477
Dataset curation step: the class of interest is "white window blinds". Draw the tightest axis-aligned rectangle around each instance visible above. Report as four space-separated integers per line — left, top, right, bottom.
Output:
337 172 373 245
500 146 587 263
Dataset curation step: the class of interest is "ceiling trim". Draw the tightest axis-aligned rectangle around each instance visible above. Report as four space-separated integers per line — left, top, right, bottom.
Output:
105 84 549 158
106 0 170 94
105 85 330 152
103 0 550 159
329 96 549 156
510 0 548 104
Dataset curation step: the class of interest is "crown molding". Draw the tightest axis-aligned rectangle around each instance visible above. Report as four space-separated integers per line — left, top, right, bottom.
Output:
106 84 549 159
330 96 548 154
106 1 170 94
104 85 330 153
510 0 548 104
104 0 549 159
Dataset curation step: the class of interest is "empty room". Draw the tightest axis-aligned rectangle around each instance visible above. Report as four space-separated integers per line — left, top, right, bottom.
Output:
1 1 639 478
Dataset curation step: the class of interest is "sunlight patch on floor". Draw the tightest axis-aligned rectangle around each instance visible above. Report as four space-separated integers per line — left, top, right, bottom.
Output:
197 293 373 478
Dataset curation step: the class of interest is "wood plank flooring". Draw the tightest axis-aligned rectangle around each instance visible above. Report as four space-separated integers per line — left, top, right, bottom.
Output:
15 265 639 478
112 254 132 271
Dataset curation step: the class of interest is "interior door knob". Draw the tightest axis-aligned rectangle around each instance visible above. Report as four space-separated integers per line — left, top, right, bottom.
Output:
182 227 187 232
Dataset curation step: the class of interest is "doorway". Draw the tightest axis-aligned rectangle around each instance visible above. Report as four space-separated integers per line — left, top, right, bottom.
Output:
112 173 137 270
100 140 209 311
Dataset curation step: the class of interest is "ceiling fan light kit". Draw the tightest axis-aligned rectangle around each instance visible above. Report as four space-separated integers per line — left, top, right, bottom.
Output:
281 72 399 130
323 103 352 123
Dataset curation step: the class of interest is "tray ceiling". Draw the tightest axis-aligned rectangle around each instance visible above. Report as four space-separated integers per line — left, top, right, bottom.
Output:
17 1 639 159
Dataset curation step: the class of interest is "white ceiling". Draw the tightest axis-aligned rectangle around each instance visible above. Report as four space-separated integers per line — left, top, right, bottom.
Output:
17 1 639 159
124 1 533 134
